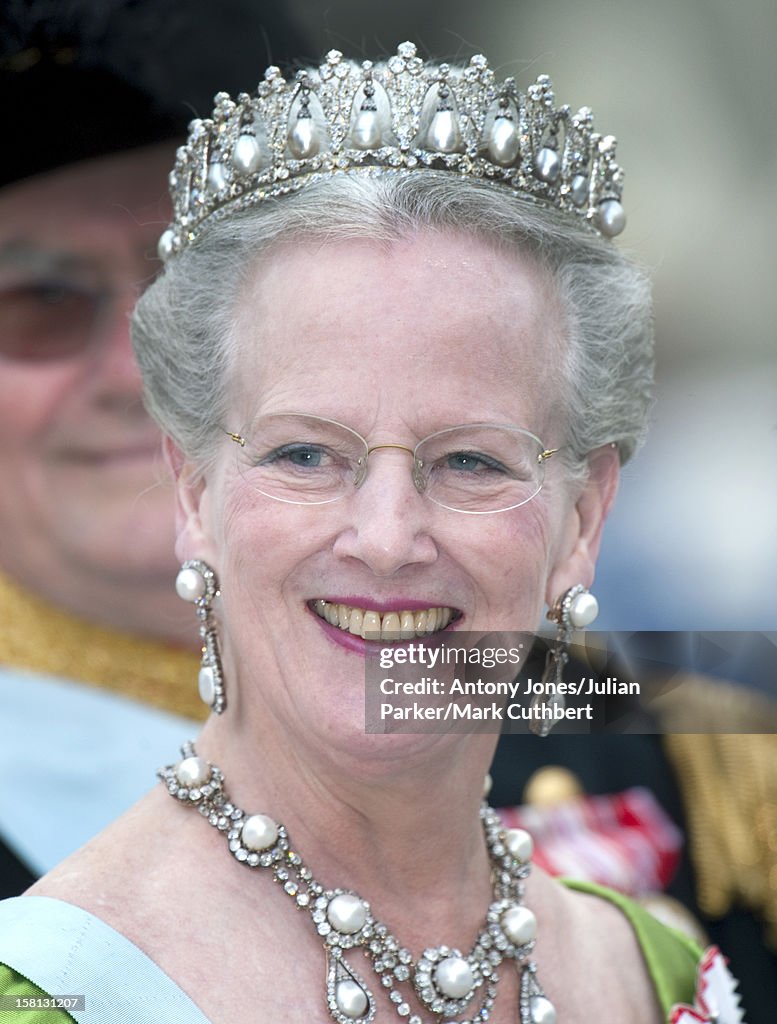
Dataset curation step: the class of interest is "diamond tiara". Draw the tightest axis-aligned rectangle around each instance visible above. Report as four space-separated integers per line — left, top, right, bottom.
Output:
158 42 627 261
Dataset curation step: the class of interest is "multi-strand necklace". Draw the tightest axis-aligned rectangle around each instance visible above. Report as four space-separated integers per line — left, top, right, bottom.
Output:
160 743 556 1024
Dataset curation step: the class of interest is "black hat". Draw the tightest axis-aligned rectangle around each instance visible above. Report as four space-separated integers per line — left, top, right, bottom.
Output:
1 0 311 187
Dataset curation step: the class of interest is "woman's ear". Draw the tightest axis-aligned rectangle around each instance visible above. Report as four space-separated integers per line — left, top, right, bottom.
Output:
545 445 620 606
164 436 219 566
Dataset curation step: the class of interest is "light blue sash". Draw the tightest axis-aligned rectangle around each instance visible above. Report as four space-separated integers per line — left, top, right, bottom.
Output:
0 897 211 1024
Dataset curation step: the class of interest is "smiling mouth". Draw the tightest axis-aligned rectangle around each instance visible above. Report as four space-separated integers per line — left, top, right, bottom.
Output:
311 599 458 642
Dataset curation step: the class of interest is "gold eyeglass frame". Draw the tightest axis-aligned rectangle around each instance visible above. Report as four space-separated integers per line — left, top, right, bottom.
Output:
225 415 559 515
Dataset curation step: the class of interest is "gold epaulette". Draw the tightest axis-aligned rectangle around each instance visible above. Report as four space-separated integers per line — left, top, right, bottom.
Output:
0 570 205 721
658 675 777 951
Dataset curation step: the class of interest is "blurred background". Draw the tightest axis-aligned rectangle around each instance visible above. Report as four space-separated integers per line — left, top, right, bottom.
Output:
288 0 777 630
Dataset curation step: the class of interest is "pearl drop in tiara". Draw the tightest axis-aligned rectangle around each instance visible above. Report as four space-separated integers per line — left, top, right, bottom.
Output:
159 42 627 261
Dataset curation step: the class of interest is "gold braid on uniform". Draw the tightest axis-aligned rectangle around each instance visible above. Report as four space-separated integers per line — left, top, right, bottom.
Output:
0 570 205 721
656 674 777 951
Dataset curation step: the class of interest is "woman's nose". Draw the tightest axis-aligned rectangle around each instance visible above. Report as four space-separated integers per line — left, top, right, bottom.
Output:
332 448 438 576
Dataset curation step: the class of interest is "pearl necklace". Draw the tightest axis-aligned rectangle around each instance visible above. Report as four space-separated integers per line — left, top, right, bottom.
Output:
160 743 556 1024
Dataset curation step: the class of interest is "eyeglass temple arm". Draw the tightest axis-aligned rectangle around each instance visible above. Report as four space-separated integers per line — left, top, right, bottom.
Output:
226 431 246 447
538 448 559 462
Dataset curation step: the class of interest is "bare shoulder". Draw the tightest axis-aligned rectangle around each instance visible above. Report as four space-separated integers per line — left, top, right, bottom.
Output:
28 786 195 941
25 786 323 1023
532 872 664 1023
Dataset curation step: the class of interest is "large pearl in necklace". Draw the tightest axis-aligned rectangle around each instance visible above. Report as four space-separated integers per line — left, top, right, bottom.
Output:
175 756 210 788
501 905 537 945
530 995 557 1024
335 979 368 1018
504 827 534 862
241 814 279 851
434 955 474 998
327 894 367 934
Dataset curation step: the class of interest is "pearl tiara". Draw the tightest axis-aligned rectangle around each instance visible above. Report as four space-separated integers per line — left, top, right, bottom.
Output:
158 42 627 261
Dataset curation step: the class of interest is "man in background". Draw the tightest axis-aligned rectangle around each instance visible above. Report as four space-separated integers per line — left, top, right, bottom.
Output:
0 0 308 894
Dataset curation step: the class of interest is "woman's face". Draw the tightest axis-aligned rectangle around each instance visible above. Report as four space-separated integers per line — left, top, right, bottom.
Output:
177 230 617 752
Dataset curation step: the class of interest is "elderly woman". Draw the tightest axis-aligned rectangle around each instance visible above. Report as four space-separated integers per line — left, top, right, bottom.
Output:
0 45 738 1024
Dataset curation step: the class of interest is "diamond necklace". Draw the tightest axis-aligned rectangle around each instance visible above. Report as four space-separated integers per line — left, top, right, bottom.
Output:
159 742 557 1024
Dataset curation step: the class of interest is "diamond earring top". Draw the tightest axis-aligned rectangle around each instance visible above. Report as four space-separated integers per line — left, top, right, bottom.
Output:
158 42 627 262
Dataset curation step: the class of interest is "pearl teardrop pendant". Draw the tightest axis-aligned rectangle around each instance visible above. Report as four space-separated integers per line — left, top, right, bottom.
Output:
207 161 227 192
488 116 520 166
198 665 216 706
288 115 320 159
427 109 462 153
351 108 382 149
596 198 626 237
530 994 558 1024
232 133 262 175
569 173 589 208
534 147 560 184
157 228 175 261
334 978 368 1018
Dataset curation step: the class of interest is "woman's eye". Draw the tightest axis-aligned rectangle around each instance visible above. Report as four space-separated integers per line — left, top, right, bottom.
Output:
260 444 327 469
286 447 323 468
444 451 506 473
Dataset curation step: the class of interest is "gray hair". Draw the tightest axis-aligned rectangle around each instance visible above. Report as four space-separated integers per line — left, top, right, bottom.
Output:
132 170 653 477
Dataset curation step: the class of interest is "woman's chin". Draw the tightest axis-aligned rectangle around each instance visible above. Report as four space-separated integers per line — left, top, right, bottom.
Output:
296 696 472 777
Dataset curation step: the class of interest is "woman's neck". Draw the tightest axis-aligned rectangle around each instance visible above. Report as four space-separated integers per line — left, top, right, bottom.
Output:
197 713 500 952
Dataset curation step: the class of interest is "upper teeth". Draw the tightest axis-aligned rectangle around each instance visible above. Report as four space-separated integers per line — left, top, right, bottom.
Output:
313 600 454 641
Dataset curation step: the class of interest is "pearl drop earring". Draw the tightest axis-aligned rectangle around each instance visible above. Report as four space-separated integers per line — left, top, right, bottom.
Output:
528 585 599 737
175 559 227 714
